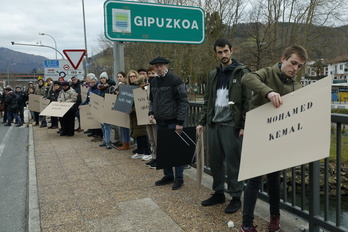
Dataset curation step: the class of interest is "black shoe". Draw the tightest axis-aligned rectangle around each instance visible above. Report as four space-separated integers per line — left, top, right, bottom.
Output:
201 192 226 206
145 159 155 166
84 129 92 134
132 149 139 154
172 180 184 190
155 176 174 186
16 123 23 127
4 124 11 126
225 198 241 214
87 133 96 137
113 141 123 147
149 160 157 169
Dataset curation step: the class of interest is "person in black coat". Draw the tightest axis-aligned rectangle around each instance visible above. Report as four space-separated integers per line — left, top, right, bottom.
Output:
14 86 26 123
4 87 23 127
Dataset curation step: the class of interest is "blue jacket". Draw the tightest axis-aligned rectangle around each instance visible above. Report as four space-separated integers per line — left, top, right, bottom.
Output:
80 83 99 105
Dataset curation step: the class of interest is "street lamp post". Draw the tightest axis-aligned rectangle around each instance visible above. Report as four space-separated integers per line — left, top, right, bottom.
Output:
7 63 16 87
39 32 57 60
11 42 65 59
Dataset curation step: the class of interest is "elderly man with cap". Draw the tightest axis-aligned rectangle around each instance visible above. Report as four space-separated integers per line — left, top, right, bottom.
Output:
148 56 189 190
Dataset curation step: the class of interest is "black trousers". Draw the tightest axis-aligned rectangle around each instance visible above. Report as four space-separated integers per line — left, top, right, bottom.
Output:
60 108 76 136
242 171 281 227
51 116 58 127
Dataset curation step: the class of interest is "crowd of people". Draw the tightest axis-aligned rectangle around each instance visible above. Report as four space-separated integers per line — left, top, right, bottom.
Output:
0 38 309 232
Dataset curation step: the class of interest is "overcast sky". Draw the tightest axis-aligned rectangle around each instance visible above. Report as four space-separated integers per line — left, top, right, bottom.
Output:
0 0 105 60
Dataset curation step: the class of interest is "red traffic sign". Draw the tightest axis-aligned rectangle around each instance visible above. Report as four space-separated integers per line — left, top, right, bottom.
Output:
63 49 86 70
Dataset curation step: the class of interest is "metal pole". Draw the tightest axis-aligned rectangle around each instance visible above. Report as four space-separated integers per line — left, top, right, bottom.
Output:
82 0 88 74
39 33 57 60
11 42 65 59
113 42 118 83
113 41 125 83
7 63 15 87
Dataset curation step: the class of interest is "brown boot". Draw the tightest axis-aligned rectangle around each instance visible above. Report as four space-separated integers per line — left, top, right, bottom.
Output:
118 142 131 150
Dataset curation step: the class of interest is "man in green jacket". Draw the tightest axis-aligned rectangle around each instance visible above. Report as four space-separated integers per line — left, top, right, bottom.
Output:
238 45 308 232
196 38 251 214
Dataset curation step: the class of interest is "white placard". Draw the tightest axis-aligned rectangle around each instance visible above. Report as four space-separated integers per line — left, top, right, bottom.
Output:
238 76 331 181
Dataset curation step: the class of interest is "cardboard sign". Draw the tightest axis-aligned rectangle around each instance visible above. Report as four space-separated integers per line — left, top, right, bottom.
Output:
28 94 42 112
79 105 101 129
89 93 104 123
113 84 138 113
80 85 89 103
103 94 130 128
133 88 150 125
40 98 51 112
238 76 331 181
156 127 196 169
39 101 75 117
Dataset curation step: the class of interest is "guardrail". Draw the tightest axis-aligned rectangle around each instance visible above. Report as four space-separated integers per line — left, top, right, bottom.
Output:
186 103 348 232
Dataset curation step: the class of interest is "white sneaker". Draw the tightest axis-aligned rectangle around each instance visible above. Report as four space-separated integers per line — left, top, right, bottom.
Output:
131 153 144 159
141 155 152 161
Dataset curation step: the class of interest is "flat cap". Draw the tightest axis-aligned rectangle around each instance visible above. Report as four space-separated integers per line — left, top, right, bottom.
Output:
149 56 170 65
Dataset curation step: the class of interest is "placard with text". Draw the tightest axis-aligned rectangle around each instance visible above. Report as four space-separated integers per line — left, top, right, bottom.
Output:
238 76 331 181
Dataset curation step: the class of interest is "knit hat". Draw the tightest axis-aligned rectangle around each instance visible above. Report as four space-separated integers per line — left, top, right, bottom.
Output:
90 76 98 82
86 73 96 79
100 72 108 80
58 77 65 81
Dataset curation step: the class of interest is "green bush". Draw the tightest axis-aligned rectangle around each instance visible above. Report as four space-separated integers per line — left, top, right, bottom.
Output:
331 109 348 114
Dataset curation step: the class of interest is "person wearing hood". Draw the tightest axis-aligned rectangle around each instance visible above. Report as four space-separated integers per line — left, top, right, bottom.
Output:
98 71 116 149
196 38 251 214
58 81 77 136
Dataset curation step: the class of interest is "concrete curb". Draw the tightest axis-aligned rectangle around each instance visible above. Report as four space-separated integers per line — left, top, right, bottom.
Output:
28 124 41 232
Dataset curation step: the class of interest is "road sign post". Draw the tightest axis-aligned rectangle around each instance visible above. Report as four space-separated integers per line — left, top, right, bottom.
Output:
104 0 205 44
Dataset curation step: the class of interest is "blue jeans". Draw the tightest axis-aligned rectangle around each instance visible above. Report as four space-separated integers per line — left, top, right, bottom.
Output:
7 110 22 125
157 123 184 181
121 127 130 142
101 123 111 143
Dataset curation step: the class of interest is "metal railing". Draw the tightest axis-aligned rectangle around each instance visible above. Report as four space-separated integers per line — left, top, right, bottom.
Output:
186 103 348 232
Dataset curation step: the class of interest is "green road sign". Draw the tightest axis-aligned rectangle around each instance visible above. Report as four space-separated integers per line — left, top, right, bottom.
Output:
104 0 205 44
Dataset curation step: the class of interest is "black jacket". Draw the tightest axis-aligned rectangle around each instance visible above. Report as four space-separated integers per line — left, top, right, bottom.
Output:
4 91 18 112
149 71 188 126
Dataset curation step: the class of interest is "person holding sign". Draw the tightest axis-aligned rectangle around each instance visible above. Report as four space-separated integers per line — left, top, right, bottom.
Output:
58 82 77 136
149 56 189 190
238 45 308 232
98 71 116 149
128 70 152 159
196 38 251 214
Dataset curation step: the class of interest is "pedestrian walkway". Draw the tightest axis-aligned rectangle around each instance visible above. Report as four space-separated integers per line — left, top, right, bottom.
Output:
28 124 305 232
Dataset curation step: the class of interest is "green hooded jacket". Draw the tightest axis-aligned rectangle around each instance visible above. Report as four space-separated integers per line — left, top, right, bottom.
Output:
198 64 251 129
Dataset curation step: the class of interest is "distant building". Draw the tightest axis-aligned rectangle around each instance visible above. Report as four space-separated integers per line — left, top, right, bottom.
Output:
327 55 348 84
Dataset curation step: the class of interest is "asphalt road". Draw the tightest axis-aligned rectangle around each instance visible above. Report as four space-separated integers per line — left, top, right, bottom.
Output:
0 123 29 232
